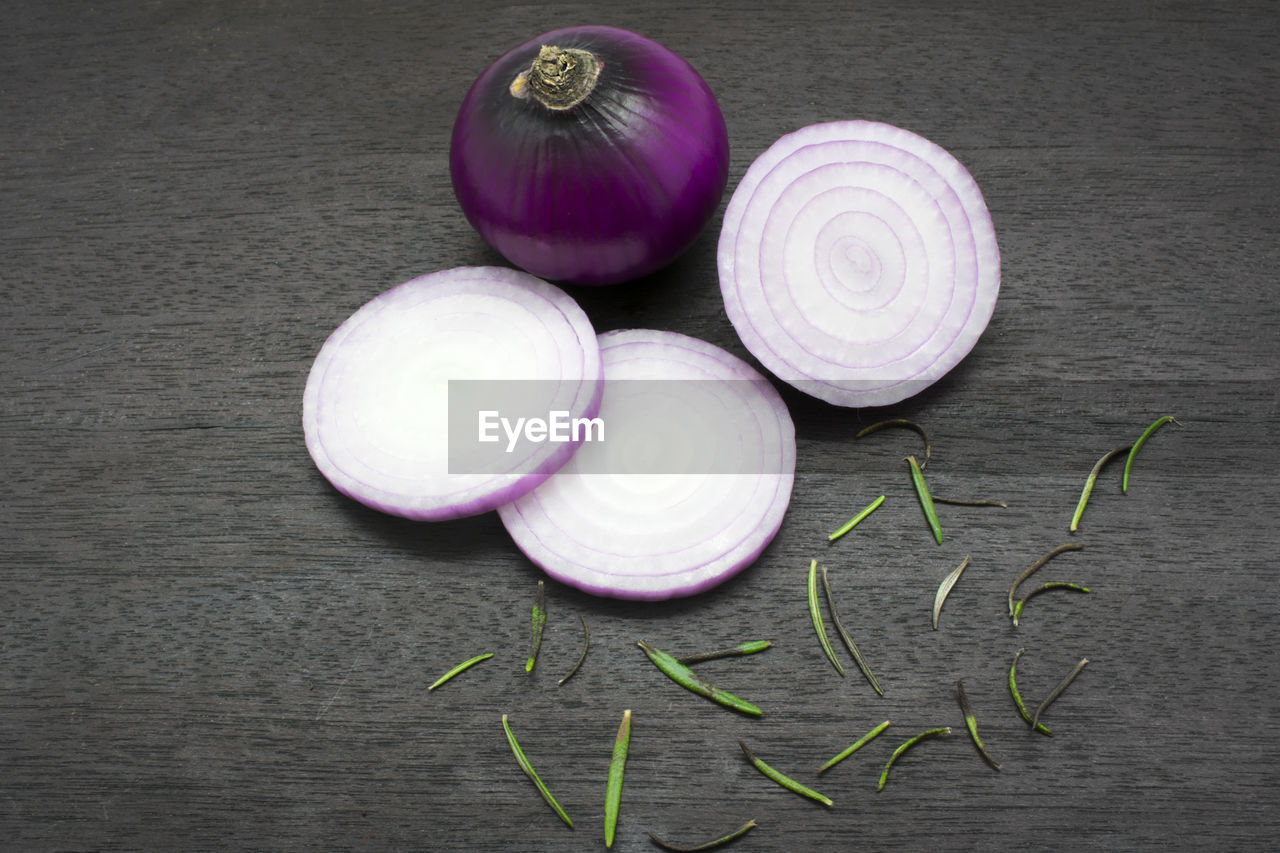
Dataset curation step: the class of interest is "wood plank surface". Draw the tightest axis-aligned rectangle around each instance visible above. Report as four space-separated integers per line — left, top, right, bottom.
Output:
2 1 1278 850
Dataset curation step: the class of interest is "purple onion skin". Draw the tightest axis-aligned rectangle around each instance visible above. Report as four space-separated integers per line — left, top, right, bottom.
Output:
450 26 729 286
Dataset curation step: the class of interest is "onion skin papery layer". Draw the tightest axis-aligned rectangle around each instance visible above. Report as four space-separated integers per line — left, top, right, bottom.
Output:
302 267 602 521
718 120 1000 408
451 25 730 286
499 329 796 601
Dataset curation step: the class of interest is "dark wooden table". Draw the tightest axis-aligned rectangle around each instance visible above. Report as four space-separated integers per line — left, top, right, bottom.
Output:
4 1 1278 850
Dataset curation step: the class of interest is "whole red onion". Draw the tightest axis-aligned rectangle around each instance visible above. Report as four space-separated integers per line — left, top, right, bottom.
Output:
450 26 729 286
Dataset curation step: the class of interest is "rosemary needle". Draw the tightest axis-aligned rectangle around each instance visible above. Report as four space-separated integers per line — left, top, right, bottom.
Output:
1008 648 1053 736
856 418 931 468
1123 415 1179 493
1070 445 1131 533
932 555 971 631
817 719 891 773
676 640 772 665
427 652 493 691
603 709 631 848
878 727 952 791
808 559 844 676
557 613 589 686
647 820 758 852
739 740 833 806
820 565 882 694
526 579 546 673
906 455 942 544
1008 543 1084 619
1012 582 1091 627
956 679 1001 771
501 714 574 829
828 494 885 541
1032 657 1090 731
637 641 763 716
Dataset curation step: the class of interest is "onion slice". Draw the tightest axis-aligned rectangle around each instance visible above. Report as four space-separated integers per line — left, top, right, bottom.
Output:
302 266 602 521
718 120 1000 407
498 329 796 601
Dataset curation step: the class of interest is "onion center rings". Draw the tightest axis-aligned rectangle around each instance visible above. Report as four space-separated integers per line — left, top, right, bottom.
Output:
498 329 796 600
303 266 602 521
719 121 999 407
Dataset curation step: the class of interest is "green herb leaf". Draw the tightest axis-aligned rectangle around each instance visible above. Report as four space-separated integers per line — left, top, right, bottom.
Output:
501 714 574 829
1012 582 1091 627
906 455 942 544
526 579 546 673
739 740 832 806
427 652 493 691
1123 415 1179 493
808 559 844 676
675 640 772 666
603 709 631 847
637 641 763 716
877 727 951 791
957 679 1001 771
1070 445 1131 533
817 720 891 773
828 494 885 541
1008 648 1053 736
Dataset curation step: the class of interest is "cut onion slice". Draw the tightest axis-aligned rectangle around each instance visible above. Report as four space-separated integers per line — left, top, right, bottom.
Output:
303 266 602 521
498 329 796 601
718 120 1000 407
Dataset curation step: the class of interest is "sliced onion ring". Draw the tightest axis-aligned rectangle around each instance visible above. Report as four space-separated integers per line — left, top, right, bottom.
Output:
498 329 796 601
718 120 1000 407
303 266 602 521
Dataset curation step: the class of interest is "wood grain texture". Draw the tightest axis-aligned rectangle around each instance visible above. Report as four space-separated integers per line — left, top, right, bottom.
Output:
2 1 1278 850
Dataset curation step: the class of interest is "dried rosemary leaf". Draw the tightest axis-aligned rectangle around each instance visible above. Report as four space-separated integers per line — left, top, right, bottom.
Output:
932 555 971 631
1008 648 1053 736
647 820 758 852
821 565 881 694
957 679 1001 771
856 418 931 468
1070 445 1131 533
877 727 952 791
676 640 771 665
1032 658 1090 731
557 613 589 686
1012 582 1091 627
1007 543 1084 619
